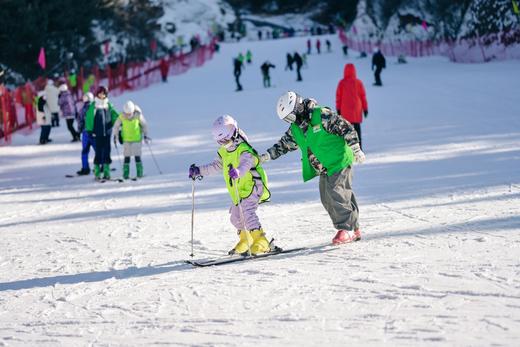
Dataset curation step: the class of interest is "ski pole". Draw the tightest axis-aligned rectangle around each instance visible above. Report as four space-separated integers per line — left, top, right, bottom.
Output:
230 165 252 257
146 141 163 174
114 139 123 169
189 165 203 258
190 178 196 257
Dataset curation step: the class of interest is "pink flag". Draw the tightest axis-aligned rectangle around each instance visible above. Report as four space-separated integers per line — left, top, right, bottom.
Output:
38 47 46 69
422 21 428 31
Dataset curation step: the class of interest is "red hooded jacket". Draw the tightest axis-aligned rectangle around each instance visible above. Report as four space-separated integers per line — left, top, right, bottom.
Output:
335 64 368 124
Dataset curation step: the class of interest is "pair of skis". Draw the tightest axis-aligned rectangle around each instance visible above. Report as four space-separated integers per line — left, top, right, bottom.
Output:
186 241 342 267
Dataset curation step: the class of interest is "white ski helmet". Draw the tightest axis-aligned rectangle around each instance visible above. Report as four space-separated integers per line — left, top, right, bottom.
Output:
212 115 238 144
123 100 136 115
276 91 303 123
59 83 68 92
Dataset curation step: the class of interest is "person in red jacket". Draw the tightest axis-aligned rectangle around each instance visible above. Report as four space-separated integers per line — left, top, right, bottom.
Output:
335 63 368 149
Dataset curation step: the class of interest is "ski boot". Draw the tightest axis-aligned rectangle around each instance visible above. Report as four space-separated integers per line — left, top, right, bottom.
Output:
136 162 143 178
250 229 271 255
76 168 90 176
228 230 253 255
332 229 361 245
123 163 130 179
103 164 111 180
94 165 102 180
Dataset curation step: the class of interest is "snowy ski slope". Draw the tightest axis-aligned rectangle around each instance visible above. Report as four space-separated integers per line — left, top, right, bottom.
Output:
1 34 520 346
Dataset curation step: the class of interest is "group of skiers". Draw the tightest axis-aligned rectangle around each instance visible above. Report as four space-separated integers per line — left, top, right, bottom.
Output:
35 84 150 181
189 88 367 256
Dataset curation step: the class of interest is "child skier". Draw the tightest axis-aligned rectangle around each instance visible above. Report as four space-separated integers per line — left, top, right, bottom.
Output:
84 86 119 180
188 115 272 255
113 100 149 179
259 91 365 245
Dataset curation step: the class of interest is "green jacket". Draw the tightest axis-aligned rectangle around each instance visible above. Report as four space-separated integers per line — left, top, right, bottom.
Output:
290 106 354 182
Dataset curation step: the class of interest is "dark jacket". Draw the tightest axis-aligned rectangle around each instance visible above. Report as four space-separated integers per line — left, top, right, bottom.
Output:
372 51 386 70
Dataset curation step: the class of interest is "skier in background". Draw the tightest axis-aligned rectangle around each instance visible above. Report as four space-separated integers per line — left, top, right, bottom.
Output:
44 79 60 127
326 39 331 52
76 92 95 175
285 53 294 71
335 63 368 149
58 82 80 142
372 47 386 86
259 91 365 245
85 86 119 180
260 61 276 88
160 58 169 82
293 52 303 81
188 115 272 255
233 57 243 91
246 50 252 64
316 39 321 54
35 91 52 144
307 38 311 54
113 101 149 180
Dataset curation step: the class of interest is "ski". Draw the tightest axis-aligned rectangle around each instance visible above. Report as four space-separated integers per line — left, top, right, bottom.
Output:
186 247 308 267
95 178 124 183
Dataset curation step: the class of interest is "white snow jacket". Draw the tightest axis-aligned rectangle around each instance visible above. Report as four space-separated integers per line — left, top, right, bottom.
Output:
36 97 52 126
44 83 60 113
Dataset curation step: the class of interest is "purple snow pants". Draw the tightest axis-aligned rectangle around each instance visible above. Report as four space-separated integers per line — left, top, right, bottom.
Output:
229 180 263 231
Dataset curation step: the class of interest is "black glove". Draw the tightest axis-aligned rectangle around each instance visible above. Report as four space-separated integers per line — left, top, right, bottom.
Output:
337 109 341 116
364 110 368 118
144 135 151 144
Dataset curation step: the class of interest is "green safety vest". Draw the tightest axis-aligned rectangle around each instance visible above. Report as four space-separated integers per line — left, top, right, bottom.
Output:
218 142 270 206
119 114 142 142
290 106 354 182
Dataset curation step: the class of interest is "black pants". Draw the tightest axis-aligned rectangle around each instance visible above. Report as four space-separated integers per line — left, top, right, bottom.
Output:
353 122 362 150
374 67 383 86
94 135 112 166
263 74 271 88
66 119 79 140
234 71 242 91
296 66 302 81
51 112 59 127
39 125 51 144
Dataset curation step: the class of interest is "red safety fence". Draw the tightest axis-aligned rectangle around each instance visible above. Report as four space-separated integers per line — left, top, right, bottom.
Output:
338 29 520 63
0 39 217 145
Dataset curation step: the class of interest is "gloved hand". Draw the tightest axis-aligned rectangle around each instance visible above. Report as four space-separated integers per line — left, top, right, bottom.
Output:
259 152 271 163
337 109 341 116
189 164 201 180
350 143 366 164
364 110 368 118
228 167 240 179
144 135 151 144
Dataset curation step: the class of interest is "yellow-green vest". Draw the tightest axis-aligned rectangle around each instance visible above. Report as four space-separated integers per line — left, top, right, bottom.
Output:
119 114 142 142
218 142 270 205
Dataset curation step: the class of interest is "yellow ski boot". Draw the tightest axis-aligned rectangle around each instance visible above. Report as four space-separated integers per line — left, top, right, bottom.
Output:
229 230 253 255
250 229 271 255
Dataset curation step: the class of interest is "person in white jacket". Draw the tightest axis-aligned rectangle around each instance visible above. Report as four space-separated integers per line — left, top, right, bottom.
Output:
44 79 60 127
36 91 52 144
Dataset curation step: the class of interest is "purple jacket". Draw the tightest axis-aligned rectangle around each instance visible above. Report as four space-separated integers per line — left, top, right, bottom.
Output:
58 90 76 119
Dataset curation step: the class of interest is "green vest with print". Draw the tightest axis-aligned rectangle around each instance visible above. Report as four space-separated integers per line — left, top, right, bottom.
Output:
218 142 270 206
120 114 142 142
290 106 353 182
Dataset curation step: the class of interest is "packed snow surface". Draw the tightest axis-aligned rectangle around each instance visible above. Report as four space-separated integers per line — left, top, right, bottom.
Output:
1 35 520 346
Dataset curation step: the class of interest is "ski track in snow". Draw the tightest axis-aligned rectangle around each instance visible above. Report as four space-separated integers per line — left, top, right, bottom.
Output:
1 35 520 346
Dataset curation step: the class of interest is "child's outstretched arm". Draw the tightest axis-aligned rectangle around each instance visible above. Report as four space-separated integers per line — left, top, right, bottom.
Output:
199 157 223 177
